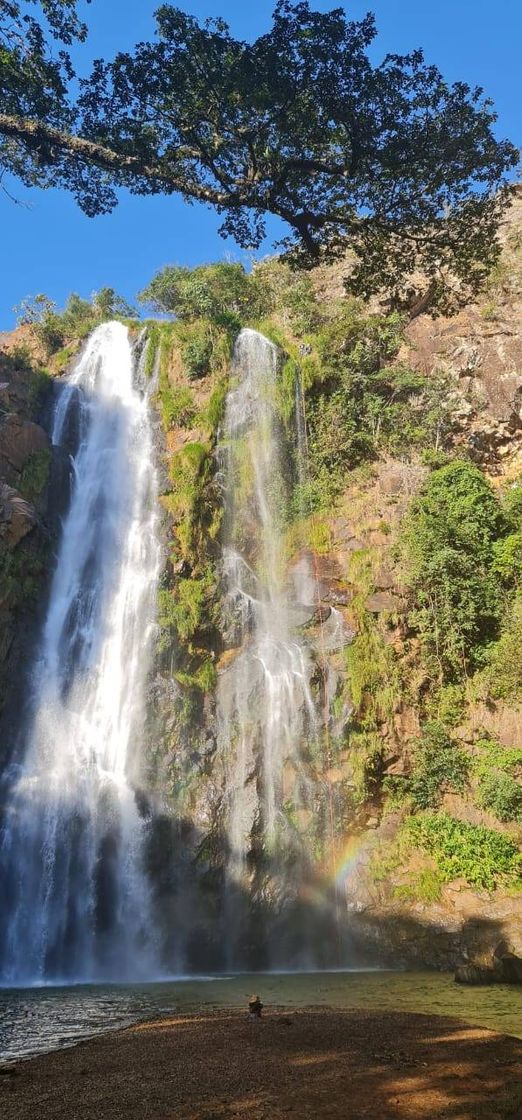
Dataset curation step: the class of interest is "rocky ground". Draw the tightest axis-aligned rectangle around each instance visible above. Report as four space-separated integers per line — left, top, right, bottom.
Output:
1 1008 521 1120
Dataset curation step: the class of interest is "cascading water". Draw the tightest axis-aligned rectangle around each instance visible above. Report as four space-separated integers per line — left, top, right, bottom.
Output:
0 322 161 984
217 329 344 968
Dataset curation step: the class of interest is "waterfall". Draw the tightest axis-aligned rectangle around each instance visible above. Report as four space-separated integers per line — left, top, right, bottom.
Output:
0 322 161 984
217 329 330 968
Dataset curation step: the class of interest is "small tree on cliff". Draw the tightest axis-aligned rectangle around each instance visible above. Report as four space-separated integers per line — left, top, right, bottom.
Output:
1 1 518 311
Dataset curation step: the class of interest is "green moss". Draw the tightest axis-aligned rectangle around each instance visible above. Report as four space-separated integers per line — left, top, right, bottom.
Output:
18 448 51 501
175 656 217 693
51 342 80 373
170 570 216 642
348 731 383 804
394 867 444 903
0 541 49 610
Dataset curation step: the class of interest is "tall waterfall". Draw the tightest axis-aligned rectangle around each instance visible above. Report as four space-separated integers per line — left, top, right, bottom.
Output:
218 329 339 968
0 322 161 984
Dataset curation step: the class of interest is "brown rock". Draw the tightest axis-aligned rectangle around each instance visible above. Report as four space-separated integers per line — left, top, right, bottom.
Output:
0 483 37 547
365 591 404 614
0 414 49 479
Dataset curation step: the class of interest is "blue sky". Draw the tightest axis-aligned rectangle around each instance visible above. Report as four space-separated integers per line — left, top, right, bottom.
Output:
1 0 520 328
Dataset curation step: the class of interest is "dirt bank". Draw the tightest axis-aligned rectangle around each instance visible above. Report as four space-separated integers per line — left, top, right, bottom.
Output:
1 1008 521 1119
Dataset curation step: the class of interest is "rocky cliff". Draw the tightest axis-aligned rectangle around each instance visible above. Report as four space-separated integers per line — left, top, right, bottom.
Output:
2 196 522 971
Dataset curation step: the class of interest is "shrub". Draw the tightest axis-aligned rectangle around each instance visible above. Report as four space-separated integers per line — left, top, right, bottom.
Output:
477 772 522 824
406 812 522 891
139 262 262 323
408 721 469 809
401 460 505 679
472 738 522 824
486 594 522 701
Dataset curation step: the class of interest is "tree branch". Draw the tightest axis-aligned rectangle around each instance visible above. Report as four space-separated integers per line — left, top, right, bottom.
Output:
0 112 230 206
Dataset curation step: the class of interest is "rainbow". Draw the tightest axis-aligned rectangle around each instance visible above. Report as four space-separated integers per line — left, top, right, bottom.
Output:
332 833 368 889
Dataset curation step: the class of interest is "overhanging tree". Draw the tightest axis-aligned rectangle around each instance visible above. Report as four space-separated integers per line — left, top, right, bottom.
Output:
1 1 519 310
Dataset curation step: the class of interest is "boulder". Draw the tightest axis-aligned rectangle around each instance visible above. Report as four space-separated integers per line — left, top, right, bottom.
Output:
454 964 502 985
455 955 522 985
365 591 405 614
499 954 522 984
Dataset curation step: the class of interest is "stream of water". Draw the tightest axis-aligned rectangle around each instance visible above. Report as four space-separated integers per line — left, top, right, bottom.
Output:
0 323 161 985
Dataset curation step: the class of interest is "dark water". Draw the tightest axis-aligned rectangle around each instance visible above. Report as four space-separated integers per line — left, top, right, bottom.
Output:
1 971 521 1063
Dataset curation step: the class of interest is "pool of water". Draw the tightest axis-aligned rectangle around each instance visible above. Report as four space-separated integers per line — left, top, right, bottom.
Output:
0 970 520 1063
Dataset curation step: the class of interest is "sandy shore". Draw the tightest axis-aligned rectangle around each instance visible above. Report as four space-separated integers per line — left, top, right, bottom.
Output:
1 1008 521 1119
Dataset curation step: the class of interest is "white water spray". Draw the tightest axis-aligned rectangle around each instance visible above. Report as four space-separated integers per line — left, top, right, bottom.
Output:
0 323 161 984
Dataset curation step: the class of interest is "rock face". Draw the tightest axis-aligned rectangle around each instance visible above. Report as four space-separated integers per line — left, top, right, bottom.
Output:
402 188 522 472
0 335 54 733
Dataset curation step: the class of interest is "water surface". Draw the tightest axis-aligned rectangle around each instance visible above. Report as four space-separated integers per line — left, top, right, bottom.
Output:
1 970 520 1063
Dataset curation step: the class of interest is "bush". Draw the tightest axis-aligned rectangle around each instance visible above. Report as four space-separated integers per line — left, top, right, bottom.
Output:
406 812 522 891
408 721 469 809
472 738 522 824
181 321 214 379
139 262 262 324
477 772 522 824
401 460 505 679
486 594 522 701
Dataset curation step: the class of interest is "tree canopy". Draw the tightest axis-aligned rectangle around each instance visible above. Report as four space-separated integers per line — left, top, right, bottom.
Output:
1 1 518 310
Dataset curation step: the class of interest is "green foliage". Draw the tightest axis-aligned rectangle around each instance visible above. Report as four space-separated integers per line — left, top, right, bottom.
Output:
346 551 399 735
160 384 196 429
3 4 517 311
485 593 522 701
16 295 66 356
407 721 469 809
426 683 466 729
178 320 216 379
139 262 262 325
16 289 135 356
348 732 383 805
175 656 217 694
501 479 522 529
302 304 452 508
394 867 444 904
406 812 522 891
401 460 505 679
202 379 228 432
18 448 51 501
477 772 522 825
0 541 49 610
170 571 216 643
472 738 522 824
492 532 522 588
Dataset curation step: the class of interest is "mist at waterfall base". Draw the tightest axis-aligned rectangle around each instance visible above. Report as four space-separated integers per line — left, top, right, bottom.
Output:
0 323 352 988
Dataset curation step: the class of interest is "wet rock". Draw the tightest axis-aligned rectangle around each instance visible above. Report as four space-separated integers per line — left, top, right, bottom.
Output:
499 954 522 984
455 964 503 985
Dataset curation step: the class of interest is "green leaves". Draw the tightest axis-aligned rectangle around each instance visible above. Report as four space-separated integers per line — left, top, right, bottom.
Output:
406 812 522 892
1 4 517 307
402 461 506 678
